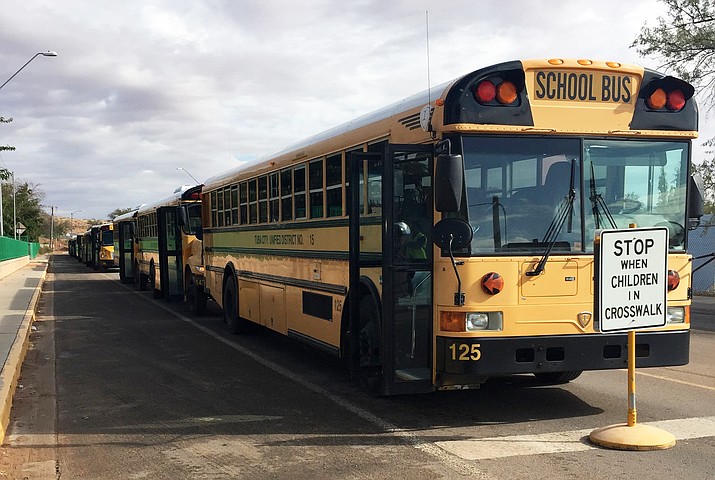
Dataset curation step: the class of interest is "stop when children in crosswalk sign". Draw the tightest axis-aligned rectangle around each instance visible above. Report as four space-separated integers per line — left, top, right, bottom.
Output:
595 227 668 333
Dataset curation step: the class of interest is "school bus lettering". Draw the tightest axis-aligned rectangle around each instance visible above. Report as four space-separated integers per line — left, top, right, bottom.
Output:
535 71 632 103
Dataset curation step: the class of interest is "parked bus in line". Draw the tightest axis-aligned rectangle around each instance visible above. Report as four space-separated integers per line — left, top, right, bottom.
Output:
200 58 703 395
135 185 205 312
113 209 139 284
96 223 115 271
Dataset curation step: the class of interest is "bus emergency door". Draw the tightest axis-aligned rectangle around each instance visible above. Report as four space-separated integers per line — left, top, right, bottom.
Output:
157 206 183 301
349 145 433 395
117 220 134 284
90 227 99 269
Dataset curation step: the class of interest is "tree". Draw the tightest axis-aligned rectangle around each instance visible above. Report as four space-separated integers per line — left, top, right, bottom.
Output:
633 0 715 214
694 158 715 213
108 207 135 220
1 181 45 241
632 0 715 107
1 116 15 157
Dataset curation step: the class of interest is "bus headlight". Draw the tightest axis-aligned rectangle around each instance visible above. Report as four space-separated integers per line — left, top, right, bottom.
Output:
441 311 502 332
666 306 685 324
466 313 489 330
467 312 502 331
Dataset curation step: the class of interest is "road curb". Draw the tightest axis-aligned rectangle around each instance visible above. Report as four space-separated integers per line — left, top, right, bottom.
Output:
0 258 48 445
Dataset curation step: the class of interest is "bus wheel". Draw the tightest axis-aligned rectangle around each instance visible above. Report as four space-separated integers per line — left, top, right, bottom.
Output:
534 371 582 384
223 276 247 334
186 274 207 316
358 294 381 368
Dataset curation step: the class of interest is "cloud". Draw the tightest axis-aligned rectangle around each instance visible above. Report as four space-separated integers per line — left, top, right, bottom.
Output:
0 0 711 219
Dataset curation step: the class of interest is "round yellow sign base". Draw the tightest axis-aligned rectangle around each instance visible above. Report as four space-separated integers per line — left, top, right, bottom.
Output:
589 423 676 451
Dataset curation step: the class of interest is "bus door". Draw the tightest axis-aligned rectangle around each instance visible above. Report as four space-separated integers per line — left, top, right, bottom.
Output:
90 227 99 269
157 206 183 301
118 221 135 284
349 145 433 395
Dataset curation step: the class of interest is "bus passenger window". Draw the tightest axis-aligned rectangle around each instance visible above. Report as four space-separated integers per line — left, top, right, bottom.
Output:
223 188 231 226
281 169 292 221
239 182 248 225
326 154 342 217
211 191 218 227
217 188 225 227
259 175 268 223
249 179 258 224
269 173 279 222
230 185 239 225
310 159 324 219
294 165 307 219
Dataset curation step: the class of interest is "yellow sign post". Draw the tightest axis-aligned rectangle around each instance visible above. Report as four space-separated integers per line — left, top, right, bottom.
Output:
589 226 676 450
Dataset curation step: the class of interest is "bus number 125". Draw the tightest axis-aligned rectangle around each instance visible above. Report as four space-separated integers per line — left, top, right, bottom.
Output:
449 343 482 361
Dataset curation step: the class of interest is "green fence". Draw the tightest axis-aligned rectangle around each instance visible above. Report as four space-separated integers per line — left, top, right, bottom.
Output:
0 236 40 261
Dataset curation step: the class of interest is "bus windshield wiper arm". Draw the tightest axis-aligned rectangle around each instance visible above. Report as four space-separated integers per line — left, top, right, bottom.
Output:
588 162 617 229
526 159 576 277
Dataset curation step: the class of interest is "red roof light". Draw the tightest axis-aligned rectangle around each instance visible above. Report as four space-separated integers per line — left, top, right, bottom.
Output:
475 80 496 103
666 90 686 111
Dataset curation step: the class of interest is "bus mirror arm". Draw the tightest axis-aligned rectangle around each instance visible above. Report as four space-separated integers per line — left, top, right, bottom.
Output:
448 235 466 306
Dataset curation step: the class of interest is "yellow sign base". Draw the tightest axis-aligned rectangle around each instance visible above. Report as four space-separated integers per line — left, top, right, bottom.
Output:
589 423 676 451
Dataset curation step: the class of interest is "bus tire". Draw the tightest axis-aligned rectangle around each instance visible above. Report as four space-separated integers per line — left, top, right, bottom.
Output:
534 370 582 384
358 293 382 369
186 274 207 316
223 276 247 334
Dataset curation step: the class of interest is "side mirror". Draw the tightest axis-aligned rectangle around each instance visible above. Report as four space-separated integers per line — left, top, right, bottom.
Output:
178 205 188 227
433 217 473 250
195 225 203 241
434 153 463 212
688 174 705 230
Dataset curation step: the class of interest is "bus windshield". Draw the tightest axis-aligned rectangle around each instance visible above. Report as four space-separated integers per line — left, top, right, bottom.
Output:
460 136 689 255
102 230 113 246
183 203 202 235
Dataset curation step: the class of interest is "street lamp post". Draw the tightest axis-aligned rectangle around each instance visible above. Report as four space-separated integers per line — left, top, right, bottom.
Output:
176 167 200 184
0 51 57 239
70 210 83 234
0 51 58 91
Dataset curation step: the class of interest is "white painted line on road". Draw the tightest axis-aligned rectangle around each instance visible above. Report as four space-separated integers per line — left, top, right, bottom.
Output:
117 278 715 469
116 281 488 479
435 416 715 461
637 371 715 392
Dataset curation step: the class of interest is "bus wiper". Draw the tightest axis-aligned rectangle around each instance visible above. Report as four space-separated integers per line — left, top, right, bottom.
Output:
588 162 617 229
526 159 576 277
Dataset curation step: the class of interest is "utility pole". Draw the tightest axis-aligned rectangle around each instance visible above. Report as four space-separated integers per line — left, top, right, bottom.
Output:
50 205 55 250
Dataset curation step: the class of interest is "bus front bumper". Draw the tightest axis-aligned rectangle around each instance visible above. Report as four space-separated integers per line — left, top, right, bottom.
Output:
436 330 689 384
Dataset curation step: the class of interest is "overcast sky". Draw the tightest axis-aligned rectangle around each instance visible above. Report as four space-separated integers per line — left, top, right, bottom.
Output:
1 0 712 220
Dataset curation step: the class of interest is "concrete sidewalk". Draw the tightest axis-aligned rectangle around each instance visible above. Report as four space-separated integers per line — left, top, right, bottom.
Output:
0 255 48 444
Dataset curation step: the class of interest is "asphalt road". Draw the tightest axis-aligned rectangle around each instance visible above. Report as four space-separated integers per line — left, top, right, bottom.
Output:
2 254 714 479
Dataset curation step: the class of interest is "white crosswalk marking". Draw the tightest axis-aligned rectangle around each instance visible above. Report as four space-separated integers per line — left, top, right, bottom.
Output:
435 416 715 460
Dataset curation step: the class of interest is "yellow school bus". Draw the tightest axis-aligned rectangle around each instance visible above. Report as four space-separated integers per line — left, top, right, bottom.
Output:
136 185 206 312
201 59 703 395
